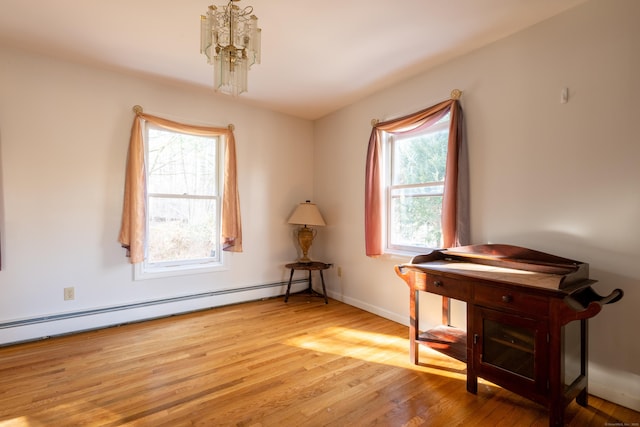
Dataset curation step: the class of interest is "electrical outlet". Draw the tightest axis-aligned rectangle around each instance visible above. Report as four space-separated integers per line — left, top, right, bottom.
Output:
64 287 75 301
337 267 342 277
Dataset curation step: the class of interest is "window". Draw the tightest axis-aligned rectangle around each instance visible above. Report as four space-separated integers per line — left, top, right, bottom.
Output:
119 109 242 274
385 113 450 252
365 98 466 257
140 123 224 277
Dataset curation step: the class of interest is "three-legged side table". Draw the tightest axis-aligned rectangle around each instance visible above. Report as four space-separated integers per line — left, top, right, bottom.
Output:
284 262 332 304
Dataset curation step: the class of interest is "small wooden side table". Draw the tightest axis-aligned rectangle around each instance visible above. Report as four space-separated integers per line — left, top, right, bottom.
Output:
284 262 332 304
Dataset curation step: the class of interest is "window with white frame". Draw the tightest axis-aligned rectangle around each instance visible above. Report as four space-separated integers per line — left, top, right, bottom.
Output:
385 113 450 253
139 123 224 277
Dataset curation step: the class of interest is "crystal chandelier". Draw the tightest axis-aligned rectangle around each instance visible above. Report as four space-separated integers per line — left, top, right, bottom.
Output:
200 0 261 96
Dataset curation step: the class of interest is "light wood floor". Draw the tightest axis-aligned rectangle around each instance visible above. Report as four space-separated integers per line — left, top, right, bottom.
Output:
0 297 637 426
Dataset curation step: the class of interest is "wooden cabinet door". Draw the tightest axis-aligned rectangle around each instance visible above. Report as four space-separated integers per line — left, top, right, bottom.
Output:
473 307 549 403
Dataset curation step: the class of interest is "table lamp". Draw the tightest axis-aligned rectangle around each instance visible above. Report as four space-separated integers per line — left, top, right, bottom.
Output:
288 200 326 263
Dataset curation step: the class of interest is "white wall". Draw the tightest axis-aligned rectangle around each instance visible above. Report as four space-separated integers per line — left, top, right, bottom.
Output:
314 0 640 411
0 46 315 342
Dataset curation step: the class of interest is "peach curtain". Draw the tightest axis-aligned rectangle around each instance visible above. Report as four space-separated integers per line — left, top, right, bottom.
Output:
118 110 242 264
365 98 469 257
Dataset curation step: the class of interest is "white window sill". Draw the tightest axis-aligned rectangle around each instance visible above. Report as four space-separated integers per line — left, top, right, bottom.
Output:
134 259 228 281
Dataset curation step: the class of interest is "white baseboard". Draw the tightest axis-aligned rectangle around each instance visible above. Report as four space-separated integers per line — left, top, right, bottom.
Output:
0 281 308 346
590 365 640 412
328 290 408 327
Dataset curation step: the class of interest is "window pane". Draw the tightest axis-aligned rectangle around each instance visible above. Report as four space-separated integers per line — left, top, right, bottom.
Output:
390 194 443 249
147 127 217 196
386 113 450 252
392 129 448 186
147 197 218 264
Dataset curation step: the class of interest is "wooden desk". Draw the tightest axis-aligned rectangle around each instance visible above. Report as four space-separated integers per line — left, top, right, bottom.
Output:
285 262 332 304
395 244 623 427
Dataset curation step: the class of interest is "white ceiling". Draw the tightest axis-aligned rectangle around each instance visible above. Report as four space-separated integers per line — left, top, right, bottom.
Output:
0 0 587 120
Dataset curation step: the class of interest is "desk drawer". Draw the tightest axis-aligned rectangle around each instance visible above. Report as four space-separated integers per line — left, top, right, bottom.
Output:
474 285 548 316
424 274 471 301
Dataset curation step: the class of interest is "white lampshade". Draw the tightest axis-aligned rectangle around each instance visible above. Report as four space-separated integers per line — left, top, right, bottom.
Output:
288 201 326 226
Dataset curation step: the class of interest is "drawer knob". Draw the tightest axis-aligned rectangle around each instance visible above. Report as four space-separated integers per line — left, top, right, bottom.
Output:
502 295 513 303
433 280 443 287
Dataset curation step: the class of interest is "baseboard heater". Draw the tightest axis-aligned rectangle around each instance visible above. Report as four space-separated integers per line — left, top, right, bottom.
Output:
0 278 307 332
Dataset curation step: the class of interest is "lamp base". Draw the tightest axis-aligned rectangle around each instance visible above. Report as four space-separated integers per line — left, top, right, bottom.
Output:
296 226 316 264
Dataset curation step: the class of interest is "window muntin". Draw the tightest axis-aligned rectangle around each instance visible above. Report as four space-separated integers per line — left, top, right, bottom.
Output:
386 114 450 252
143 124 222 273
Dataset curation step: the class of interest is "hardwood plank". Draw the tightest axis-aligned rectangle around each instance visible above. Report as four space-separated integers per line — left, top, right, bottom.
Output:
0 298 637 426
